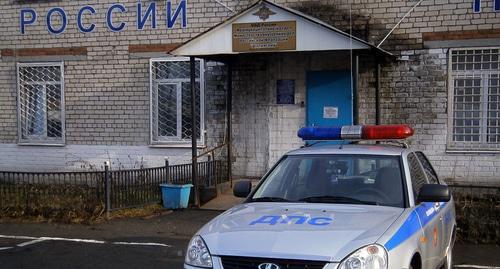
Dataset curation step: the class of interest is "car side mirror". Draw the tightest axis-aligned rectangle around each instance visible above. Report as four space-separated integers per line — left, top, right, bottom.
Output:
417 184 451 203
233 180 252 198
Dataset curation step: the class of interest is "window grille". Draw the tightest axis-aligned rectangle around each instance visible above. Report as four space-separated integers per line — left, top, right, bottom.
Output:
150 58 204 144
449 48 500 150
17 62 65 144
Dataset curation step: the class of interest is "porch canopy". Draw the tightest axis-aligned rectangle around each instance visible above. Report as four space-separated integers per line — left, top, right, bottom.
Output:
171 0 392 58
170 0 392 206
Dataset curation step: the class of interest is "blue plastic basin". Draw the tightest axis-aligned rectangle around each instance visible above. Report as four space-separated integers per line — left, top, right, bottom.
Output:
159 184 193 209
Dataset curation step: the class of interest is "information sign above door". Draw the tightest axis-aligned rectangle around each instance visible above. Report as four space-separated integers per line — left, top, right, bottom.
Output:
232 21 296 52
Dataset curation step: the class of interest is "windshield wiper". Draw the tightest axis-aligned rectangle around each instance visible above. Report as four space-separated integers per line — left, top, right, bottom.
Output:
298 195 378 205
251 197 291 202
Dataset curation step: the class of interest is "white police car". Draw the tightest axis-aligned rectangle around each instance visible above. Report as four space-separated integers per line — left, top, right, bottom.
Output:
185 125 456 269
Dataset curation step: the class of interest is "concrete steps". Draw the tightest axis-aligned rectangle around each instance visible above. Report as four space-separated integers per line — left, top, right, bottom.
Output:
200 178 260 211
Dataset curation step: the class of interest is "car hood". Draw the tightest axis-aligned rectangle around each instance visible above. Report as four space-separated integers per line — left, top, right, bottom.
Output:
198 202 403 262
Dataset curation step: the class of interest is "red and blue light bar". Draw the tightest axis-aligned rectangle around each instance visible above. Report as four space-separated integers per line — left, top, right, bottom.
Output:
298 125 414 140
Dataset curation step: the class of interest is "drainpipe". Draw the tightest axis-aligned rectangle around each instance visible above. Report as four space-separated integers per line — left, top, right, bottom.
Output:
226 62 233 188
353 54 359 125
375 57 381 125
190 57 199 207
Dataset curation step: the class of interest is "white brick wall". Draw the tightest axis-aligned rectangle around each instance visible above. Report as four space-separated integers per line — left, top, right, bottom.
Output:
231 55 269 177
231 52 360 176
1 0 499 184
376 48 500 184
0 143 199 172
231 48 500 184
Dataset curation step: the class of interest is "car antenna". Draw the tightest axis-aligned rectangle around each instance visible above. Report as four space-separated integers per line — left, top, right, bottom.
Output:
302 141 327 148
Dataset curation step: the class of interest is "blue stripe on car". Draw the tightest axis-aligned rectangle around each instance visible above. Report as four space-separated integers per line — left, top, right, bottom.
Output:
385 202 446 251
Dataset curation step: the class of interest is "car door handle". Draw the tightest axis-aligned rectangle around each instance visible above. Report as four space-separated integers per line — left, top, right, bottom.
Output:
434 202 444 220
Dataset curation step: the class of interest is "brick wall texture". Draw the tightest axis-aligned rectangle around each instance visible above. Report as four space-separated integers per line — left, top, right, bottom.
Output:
0 0 499 183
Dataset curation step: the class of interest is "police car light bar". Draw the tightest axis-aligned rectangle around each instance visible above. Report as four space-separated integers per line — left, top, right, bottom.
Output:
297 125 414 141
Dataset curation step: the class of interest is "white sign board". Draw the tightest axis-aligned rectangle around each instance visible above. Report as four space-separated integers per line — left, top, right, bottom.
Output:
323 106 338 119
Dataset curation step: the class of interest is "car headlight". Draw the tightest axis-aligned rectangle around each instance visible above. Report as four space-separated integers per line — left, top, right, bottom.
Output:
185 235 213 268
338 244 387 269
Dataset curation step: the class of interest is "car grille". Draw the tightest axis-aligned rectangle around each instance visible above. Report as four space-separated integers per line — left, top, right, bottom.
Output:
220 256 327 269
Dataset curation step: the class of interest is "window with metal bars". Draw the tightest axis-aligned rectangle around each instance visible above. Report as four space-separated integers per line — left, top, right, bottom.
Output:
17 62 65 145
449 48 500 150
150 58 204 144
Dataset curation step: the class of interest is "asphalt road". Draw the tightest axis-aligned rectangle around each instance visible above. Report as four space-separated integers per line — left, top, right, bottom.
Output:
0 209 219 269
0 209 498 269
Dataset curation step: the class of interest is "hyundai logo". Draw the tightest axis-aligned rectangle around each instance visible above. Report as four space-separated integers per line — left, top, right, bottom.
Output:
258 263 280 269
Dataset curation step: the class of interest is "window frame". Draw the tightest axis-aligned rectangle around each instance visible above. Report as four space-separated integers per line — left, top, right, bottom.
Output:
447 47 500 152
16 62 65 146
149 57 205 147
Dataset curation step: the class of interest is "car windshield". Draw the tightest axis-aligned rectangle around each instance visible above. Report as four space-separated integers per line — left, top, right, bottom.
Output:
251 154 405 207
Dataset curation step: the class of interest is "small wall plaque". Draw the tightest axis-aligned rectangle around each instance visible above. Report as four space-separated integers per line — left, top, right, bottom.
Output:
323 106 338 119
276 79 295 104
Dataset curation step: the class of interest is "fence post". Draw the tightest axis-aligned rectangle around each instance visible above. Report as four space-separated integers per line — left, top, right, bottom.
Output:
165 157 170 184
207 153 212 187
104 161 110 219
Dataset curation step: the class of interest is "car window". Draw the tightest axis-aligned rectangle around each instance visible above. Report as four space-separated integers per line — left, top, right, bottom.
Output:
415 152 439 184
252 154 405 208
407 153 428 200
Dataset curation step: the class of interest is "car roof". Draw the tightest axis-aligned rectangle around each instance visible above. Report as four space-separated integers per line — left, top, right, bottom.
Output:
286 143 409 156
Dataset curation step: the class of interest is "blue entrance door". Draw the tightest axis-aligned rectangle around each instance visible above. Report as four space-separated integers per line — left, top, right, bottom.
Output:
306 71 353 128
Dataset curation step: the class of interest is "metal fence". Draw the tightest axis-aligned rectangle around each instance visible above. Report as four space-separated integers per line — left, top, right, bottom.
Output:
109 160 227 210
169 160 227 187
0 160 228 218
0 170 104 219
108 165 167 210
